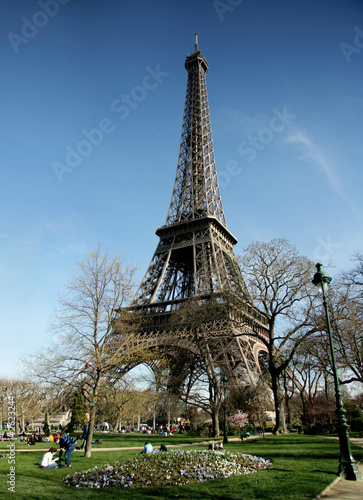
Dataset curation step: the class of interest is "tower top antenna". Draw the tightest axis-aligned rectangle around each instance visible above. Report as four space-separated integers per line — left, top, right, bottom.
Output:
194 32 199 51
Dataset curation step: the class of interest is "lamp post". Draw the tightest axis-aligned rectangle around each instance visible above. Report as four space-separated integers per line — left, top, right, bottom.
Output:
222 373 228 444
312 263 362 480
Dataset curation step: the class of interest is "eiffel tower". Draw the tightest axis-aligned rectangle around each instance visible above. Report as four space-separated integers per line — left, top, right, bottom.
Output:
130 36 268 384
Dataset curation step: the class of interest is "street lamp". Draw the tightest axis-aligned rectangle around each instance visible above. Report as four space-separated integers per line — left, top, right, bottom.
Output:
312 263 362 481
222 373 228 444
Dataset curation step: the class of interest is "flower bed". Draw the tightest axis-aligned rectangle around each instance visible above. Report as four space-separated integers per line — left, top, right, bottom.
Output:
63 449 272 489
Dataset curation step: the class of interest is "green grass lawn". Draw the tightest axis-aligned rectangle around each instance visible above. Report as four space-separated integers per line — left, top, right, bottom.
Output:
0 433 362 499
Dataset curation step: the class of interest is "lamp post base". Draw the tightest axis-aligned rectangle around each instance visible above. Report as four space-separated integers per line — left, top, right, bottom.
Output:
337 424 363 481
339 461 363 481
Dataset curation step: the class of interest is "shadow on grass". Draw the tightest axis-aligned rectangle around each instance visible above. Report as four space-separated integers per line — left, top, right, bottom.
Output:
268 468 294 472
314 470 338 475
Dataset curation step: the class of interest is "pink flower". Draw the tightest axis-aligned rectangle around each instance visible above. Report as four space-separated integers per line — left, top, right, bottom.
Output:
228 410 249 429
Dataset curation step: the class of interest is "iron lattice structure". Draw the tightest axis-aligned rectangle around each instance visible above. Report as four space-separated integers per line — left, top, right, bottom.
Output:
130 37 268 384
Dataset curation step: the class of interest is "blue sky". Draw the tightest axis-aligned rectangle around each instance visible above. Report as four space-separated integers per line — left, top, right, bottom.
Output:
1 0 362 378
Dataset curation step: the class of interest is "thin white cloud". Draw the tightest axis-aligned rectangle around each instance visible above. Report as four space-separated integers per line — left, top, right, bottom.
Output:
285 130 353 209
216 108 270 136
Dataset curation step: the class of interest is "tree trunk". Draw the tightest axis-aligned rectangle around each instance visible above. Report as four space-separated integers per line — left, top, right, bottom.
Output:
21 410 26 434
211 410 220 437
85 405 96 458
274 399 288 434
271 368 288 434
215 412 220 438
20 404 26 435
300 392 307 426
15 407 19 435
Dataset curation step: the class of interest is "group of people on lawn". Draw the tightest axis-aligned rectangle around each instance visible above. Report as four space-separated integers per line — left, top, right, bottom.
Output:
142 442 167 454
39 432 168 469
39 433 78 469
38 427 88 469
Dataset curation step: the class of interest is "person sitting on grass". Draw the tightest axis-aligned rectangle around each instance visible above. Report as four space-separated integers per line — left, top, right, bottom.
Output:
39 447 60 469
142 442 153 454
25 434 36 446
53 433 77 468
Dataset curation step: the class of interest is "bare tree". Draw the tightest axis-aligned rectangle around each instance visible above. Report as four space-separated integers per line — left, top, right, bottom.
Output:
165 350 206 426
331 298 363 385
174 363 223 436
23 246 149 457
227 379 273 435
239 238 319 434
328 254 363 386
0 379 14 432
341 252 363 304
100 385 140 430
11 380 47 433
291 339 330 426
167 299 228 437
